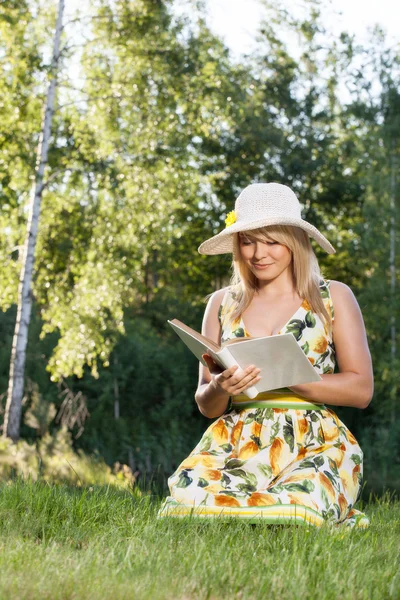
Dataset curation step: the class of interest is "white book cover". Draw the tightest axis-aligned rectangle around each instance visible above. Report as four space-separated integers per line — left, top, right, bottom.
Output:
168 319 321 400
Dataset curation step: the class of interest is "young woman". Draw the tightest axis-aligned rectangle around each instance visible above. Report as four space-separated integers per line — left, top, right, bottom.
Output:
159 183 374 527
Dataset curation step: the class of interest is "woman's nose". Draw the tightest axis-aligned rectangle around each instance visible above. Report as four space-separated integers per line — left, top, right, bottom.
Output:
254 241 269 259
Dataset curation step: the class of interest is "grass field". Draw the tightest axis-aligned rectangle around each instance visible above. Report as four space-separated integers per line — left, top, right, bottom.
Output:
0 479 399 600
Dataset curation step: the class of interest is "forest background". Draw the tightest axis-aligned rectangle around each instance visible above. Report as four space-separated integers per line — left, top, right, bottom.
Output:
0 0 399 495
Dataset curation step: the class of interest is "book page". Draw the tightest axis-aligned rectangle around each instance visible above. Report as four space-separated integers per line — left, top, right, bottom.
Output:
226 333 321 392
168 319 221 365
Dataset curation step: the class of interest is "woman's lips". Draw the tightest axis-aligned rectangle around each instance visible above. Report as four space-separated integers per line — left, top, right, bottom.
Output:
252 263 274 269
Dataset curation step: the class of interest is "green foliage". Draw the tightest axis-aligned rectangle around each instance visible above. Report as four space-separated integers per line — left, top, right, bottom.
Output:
0 426 135 487
24 379 56 436
0 1 399 490
0 0 47 309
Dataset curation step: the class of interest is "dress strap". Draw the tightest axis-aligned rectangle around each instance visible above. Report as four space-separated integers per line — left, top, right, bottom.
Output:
217 286 235 329
320 278 335 322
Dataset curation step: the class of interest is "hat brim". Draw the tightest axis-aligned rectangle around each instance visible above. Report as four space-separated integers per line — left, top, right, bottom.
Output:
198 217 336 255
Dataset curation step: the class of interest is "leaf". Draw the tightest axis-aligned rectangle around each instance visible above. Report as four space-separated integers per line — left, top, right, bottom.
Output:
270 420 280 443
244 471 258 487
269 484 284 494
198 434 212 453
302 479 315 493
305 311 316 328
295 459 316 470
176 472 193 488
317 426 325 445
285 320 305 341
328 457 339 476
224 458 245 470
283 424 295 453
220 443 233 453
221 491 242 498
255 410 266 424
244 413 257 424
221 473 231 488
197 478 209 488
301 341 310 354
323 470 340 491
321 486 330 509
351 454 362 465
237 483 257 494
308 412 320 422
227 468 248 479
286 319 305 329
263 408 275 421
283 483 310 493
250 435 262 447
285 414 293 425
314 455 325 468
257 463 272 478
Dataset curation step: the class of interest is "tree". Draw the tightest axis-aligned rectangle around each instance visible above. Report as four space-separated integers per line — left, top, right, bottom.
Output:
3 0 65 440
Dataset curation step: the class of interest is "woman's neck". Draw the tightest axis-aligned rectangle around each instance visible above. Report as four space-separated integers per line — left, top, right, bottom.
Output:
255 269 297 299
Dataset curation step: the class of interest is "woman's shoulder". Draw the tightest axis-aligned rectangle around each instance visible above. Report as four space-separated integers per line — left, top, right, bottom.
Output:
207 286 231 307
205 286 236 328
327 280 354 298
326 280 360 316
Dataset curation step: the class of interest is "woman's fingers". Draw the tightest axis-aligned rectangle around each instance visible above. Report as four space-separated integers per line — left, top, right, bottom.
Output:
202 354 224 375
230 369 261 393
215 365 261 393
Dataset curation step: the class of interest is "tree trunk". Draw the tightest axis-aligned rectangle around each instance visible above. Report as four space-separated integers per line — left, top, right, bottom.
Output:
113 355 120 420
3 0 65 441
390 138 397 424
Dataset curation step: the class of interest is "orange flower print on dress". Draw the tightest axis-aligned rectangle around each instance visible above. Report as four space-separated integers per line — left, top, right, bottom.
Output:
319 472 336 501
231 420 243 447
212 419 229 444
269 437 288 475
204 469 222 481
251 421 262 438
338 493 348 518
310 334 328 354
287 493 319 512
247 492 276 506
347 429 358 445
180 454 214 469
238 440 259 460
322 419 340 442
215 495 241 508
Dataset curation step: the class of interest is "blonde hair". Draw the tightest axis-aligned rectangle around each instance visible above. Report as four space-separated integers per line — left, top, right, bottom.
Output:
229 225 332 335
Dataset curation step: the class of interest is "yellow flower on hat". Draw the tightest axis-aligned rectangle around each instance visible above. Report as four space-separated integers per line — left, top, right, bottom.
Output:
225 210 236 227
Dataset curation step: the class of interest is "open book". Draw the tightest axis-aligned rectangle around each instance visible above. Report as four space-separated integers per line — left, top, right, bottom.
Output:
168 318 322 400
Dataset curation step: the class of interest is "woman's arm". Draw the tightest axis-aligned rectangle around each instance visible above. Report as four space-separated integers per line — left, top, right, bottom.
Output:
288 280 374 409
195 289 261 418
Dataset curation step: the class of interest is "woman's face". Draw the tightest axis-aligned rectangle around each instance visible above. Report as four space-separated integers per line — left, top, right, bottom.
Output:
239 232 292 281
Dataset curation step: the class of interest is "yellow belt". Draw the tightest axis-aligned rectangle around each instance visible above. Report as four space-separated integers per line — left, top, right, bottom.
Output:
231 391 325 411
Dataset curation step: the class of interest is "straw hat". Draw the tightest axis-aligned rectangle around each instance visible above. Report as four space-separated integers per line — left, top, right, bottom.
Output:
198 182 335 255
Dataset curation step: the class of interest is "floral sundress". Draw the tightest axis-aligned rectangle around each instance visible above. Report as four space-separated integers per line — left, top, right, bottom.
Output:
159 279 369 528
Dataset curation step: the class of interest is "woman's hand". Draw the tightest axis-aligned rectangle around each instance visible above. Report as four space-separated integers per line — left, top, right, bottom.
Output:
202 354 261 396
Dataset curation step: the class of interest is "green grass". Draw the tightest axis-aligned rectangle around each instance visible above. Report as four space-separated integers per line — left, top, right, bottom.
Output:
0 479 399 599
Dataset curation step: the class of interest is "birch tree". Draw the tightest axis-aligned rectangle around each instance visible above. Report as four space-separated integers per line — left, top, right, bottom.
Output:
3 0 65 441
